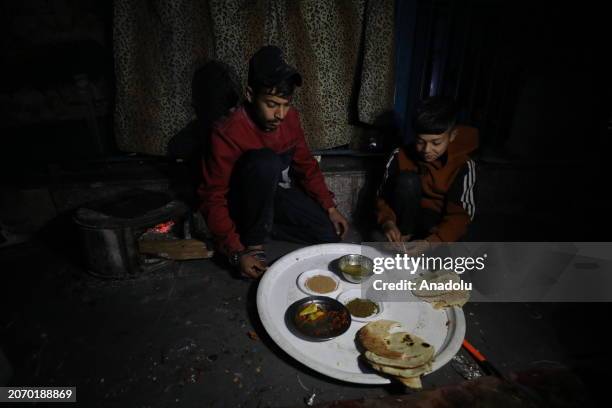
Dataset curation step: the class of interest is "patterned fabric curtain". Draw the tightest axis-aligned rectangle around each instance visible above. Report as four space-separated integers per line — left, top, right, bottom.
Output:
113 0 395 155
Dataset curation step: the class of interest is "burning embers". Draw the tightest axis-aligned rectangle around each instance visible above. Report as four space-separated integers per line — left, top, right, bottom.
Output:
146 220 176 234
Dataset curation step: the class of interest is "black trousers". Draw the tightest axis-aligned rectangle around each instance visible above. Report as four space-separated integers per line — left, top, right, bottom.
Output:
374 171 441 240
228 148 339 246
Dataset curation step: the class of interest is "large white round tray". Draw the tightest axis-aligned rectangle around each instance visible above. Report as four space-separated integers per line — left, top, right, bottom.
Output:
256 243 466 384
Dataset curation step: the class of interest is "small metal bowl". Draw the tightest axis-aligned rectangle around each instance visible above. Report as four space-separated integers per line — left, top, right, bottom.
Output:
338 254 374 283
285 296 351 342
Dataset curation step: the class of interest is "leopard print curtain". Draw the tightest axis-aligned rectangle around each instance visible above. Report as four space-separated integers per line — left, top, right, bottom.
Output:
113 0 395 155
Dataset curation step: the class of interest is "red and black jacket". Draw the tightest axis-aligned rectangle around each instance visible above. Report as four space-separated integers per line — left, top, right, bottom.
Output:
199 106 335 255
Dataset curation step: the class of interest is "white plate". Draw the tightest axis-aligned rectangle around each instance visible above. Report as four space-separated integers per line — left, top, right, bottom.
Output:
297 269 342 297
256 243 466 384
336 289 384 322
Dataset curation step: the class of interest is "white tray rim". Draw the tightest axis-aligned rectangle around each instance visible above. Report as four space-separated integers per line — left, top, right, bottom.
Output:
257 243 466 384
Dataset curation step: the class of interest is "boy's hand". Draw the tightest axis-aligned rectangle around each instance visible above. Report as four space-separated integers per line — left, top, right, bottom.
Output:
382 220 402 242
328 207 349 239
239 254 267 279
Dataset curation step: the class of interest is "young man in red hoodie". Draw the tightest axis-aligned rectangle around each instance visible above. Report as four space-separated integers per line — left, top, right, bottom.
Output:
375 97 477 252
199 46 349 278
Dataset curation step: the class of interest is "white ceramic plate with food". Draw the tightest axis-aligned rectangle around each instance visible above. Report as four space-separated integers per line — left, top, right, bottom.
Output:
257 243 466 385
336 289 384 322
297 269 342 298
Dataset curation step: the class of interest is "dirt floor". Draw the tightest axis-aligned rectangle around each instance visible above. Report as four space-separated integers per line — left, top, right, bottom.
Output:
1 226 607 407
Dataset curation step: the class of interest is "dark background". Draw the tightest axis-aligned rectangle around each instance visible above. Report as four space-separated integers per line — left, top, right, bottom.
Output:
1 1 610 166
1 0 611 406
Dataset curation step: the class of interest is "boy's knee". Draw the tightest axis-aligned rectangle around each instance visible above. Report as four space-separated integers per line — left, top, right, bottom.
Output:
310 219 341 244
395 172 421 195
316 227 341 244
241 148 281 177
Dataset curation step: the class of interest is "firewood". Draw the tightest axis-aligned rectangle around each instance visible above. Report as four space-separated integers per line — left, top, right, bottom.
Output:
138 239 213 260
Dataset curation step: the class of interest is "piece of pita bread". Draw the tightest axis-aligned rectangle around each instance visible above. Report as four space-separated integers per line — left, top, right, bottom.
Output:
412 270 460 297
358 320 436 390
397 375 422 389
365 350 433 369
369 361 432 378
365 350 432 369
358 320 403 359
386 332 435 357
412 270 470 308
429 290 470 309
364 332 435 367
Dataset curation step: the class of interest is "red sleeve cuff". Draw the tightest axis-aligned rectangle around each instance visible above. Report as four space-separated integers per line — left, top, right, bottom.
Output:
321 197 336 210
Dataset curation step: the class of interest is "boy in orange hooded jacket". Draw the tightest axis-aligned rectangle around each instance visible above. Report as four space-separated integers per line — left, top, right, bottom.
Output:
375 97 478 250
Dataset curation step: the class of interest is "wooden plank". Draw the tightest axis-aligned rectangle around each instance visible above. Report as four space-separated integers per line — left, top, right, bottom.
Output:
138 239 213 260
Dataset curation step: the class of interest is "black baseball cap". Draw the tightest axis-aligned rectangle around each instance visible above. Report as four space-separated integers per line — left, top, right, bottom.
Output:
248 45 302 88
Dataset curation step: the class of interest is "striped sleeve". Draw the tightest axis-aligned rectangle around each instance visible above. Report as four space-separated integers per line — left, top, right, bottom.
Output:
449 159 477 220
